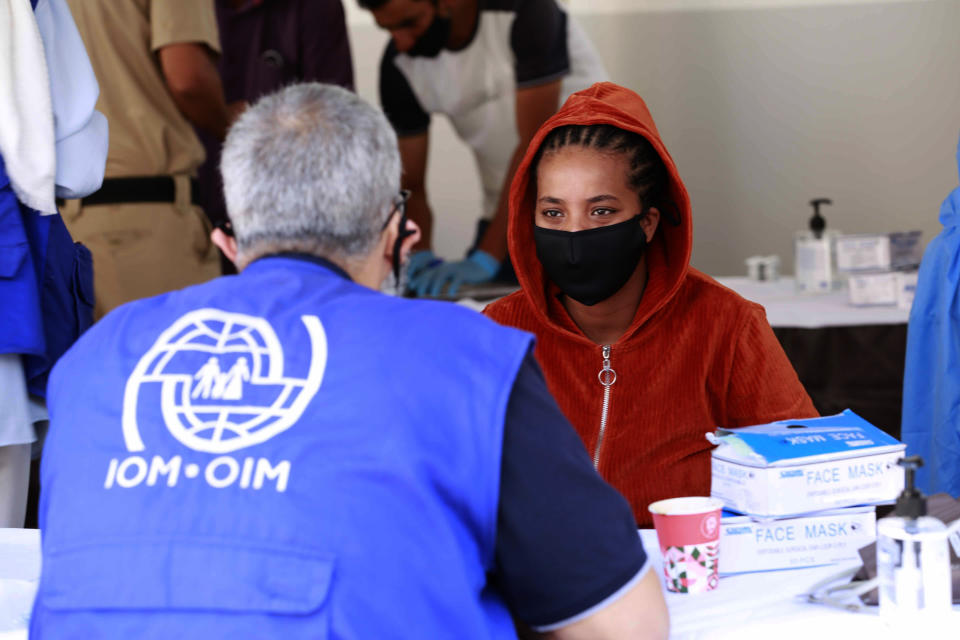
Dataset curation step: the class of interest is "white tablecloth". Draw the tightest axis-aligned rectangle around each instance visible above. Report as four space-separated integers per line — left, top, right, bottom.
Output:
456 277 911 328
715 277 909 329
3 527 955 638
638 529 960 639
0 528 39 640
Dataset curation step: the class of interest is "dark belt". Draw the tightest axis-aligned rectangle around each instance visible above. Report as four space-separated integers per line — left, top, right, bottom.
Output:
61 176 201 207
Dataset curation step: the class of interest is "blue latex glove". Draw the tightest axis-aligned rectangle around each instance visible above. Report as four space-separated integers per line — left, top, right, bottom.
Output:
411 249 500 298
405 249 443 282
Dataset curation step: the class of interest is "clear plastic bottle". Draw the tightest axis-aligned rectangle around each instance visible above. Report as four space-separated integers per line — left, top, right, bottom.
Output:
794 198 840 294
877 457 952 631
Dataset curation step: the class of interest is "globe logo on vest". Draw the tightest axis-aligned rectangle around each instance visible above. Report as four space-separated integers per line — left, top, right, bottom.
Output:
122 309 327 454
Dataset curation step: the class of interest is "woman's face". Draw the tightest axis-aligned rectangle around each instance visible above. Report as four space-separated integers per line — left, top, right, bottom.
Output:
535 146 643 232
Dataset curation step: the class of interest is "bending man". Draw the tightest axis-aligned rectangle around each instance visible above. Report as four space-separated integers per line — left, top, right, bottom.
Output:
362 0 607 296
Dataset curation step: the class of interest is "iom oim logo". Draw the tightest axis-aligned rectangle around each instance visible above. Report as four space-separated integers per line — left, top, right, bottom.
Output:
106 309 327 493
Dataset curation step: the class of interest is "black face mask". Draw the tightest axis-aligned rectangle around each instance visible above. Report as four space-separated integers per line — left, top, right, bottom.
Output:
407 11 451 58
533 215 648 306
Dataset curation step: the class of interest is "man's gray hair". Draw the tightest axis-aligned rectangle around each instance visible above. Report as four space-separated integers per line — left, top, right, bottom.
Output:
221 83 401 260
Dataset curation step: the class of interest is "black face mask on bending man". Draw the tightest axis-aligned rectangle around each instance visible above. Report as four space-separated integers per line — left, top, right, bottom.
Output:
407 10 452 58
533 214 648 307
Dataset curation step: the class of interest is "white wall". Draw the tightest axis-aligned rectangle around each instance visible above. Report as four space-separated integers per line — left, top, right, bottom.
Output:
346 0 960 275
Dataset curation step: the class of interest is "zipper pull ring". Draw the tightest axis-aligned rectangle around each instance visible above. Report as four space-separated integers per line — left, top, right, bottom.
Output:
598 345 616 387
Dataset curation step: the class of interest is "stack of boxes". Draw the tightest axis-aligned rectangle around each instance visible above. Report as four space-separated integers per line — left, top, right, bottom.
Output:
708 410 906 575
837 231 923 310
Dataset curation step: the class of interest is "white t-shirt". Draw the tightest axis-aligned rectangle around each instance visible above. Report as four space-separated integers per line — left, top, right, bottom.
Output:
379 0 608 218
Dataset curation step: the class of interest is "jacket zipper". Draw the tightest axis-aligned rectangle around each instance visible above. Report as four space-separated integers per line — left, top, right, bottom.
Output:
593 344 617 469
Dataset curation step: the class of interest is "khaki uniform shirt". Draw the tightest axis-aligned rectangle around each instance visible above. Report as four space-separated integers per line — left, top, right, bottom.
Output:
66 0 220 177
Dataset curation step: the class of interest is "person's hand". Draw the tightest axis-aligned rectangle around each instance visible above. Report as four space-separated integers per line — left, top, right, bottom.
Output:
411 249 499 298
406 249 442 282
406 249 440 277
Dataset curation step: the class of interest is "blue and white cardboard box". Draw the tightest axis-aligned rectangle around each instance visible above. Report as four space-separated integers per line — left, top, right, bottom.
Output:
719 506 876 575
708 410 905 518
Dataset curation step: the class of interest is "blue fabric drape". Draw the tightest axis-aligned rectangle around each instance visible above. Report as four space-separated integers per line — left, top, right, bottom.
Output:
0 154 93 398
902 134 960 494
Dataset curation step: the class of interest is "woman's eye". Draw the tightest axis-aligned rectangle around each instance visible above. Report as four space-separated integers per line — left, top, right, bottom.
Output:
592 208 616 216
540 209 563 218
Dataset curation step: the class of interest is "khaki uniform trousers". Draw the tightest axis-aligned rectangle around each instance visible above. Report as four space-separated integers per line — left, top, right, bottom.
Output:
60 176 220 319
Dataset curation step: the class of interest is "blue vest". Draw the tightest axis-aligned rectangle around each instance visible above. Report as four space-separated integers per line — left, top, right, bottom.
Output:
0 154 94 398
32 256 533 639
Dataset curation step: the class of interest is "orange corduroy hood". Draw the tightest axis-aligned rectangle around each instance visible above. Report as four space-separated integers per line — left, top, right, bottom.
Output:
488 83 817 526
507 81 692 339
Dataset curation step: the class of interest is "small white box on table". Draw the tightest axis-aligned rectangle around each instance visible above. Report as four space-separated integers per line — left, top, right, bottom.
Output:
719 506 876 575
847 271 899 306
835 234 891 272
708 410 905 518
835 231 923 273
846 270 918 308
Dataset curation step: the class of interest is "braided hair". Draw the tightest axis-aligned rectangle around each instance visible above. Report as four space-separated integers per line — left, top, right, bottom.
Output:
532 124 676 223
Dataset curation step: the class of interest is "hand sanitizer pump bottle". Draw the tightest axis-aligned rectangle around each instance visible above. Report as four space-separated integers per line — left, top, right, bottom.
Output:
794 198 838 294
877 456 952 630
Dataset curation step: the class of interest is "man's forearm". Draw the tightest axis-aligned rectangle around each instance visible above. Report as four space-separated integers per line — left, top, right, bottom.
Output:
159 42 231 141
172 89 231 141
481 79 562 261
406 188 434 253
477 142 526 262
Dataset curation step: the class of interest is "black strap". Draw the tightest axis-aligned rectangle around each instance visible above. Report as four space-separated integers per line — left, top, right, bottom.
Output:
74 176 200 207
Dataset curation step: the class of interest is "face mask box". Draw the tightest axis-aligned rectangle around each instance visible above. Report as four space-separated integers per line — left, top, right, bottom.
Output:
835 234 891 272
895 270 918 311
719 506 876 575
847 271 899 306
835 231 924 273
846 270 918 308
708 410 905 518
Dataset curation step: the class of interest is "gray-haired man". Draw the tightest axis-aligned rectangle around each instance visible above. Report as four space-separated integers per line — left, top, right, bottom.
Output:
31 83 667 639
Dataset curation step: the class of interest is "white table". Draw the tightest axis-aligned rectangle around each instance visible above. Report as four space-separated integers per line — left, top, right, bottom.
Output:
458 276 910 434
456 276 910 326
714 276 909 329
0 528 39 640
637 530 960 639
4 527 955 638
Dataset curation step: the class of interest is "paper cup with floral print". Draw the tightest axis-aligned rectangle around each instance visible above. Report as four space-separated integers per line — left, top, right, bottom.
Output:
649 497 724 594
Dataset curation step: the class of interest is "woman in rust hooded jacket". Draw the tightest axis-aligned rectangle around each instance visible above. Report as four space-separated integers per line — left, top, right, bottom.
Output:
484 82 817 526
